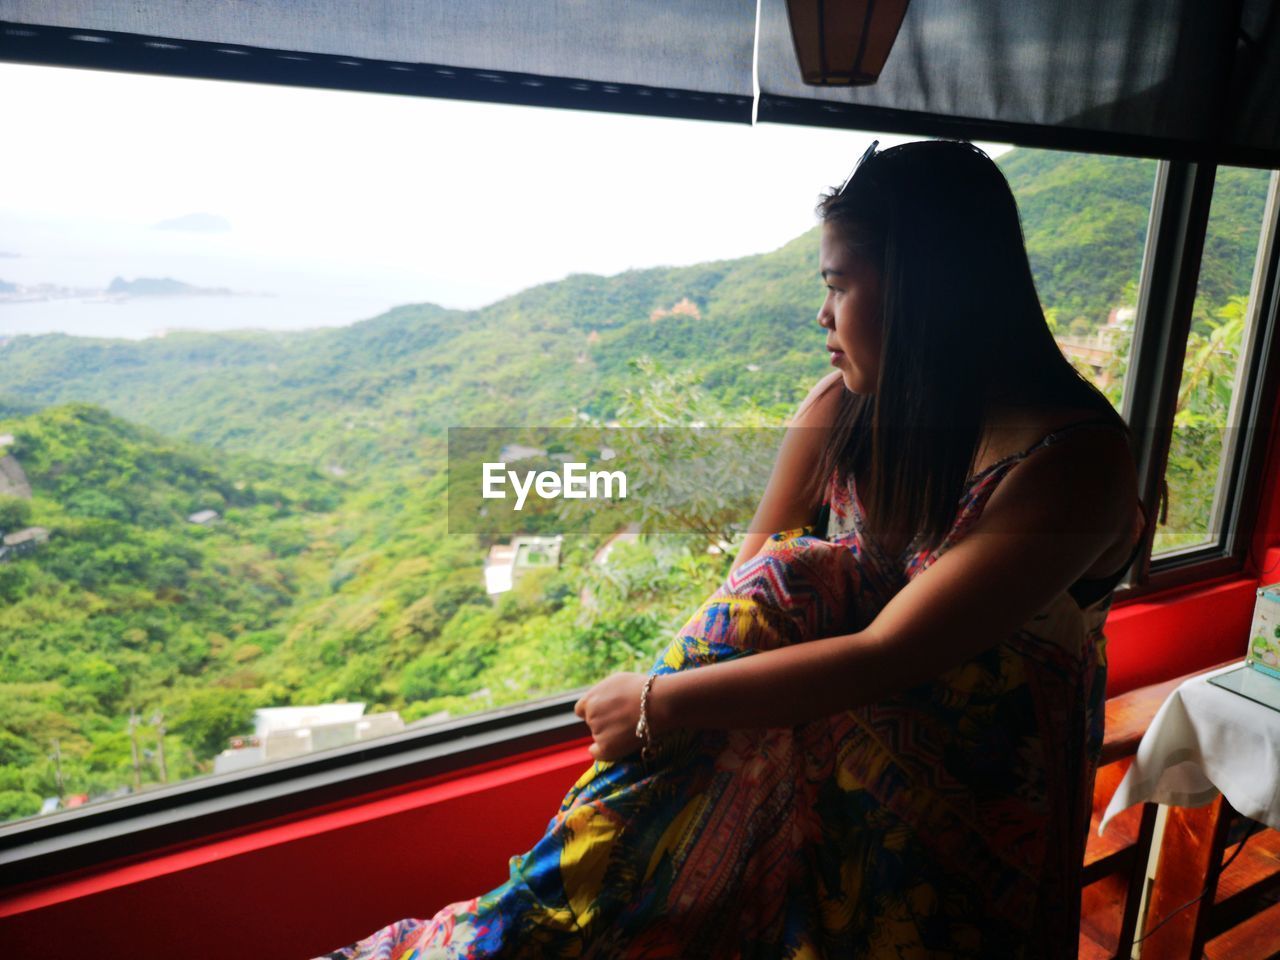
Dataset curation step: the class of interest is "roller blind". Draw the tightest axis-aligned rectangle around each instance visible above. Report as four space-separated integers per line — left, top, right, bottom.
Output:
0 1 759 123
757 0 1278 163
3 0 1279 163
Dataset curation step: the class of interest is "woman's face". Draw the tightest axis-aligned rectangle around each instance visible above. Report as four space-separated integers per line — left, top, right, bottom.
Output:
818 221 884 394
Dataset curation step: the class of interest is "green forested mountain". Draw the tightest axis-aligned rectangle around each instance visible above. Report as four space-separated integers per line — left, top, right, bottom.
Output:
1000 150 1156 325
1000 151 1267 330
0 150 1265 471
0 147 1267 821
0 405 342 815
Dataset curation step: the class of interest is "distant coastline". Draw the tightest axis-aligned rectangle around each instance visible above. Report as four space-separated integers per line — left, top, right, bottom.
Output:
0 286 400 340
0 275 260 306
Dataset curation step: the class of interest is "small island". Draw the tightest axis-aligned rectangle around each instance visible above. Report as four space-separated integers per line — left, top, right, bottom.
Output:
106 276 233 298
0 275 245 305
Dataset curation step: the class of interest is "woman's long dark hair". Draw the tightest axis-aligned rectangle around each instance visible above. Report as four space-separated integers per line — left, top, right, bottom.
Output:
813 140 1126 555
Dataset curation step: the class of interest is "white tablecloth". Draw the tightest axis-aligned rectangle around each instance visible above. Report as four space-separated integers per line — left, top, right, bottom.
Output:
1099 661 1280 834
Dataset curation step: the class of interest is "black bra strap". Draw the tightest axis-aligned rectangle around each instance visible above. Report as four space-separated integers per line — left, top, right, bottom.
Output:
1068 535 1142 608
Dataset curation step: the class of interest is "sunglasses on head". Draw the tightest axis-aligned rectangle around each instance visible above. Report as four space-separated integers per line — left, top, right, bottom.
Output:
837 139 880 196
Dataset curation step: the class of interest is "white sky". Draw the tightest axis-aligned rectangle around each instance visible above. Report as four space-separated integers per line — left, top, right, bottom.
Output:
0 62 1010 330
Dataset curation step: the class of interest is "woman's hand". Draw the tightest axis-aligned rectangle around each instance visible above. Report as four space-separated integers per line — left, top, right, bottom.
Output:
573 671 648 762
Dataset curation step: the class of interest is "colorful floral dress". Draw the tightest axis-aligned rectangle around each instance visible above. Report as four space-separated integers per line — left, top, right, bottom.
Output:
317 420 1130 960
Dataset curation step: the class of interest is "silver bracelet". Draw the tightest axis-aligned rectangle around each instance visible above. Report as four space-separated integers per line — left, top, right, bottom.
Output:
635 674 657 762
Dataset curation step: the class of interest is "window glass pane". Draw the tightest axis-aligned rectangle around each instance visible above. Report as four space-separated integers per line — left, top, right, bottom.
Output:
1154 167 1275 556
0 64 883 824
1001 150 1158 413
0 62 1164 826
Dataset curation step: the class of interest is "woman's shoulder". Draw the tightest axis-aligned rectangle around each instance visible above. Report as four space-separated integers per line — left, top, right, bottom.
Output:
790 371 844 428
981 403 1139 578
976 402 1128 475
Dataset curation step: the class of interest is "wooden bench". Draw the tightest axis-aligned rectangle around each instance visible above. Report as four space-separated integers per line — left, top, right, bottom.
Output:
1079 662 1280 959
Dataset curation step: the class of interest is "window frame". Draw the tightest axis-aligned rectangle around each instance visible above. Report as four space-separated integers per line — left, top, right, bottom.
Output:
1123 162 1280 596
3 20 1280 892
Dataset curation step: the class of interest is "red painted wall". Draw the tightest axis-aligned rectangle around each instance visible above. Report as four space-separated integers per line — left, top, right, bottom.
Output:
0 742 594 959
1250 375 1280 585
1104 577 1258 696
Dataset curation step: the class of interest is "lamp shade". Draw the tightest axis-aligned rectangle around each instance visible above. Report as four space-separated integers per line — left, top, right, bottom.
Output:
785 0 911 86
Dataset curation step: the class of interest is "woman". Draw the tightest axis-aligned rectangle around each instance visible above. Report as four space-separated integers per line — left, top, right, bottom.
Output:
318 140 1146 959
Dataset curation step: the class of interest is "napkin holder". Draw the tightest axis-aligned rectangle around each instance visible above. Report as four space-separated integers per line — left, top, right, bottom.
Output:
1248 582 1280 680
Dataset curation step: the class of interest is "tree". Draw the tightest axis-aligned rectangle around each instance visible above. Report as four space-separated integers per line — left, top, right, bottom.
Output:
0 790 41 821
171 688 254 760
1159 296 1247 551
0 495 31 534
568 357 779 553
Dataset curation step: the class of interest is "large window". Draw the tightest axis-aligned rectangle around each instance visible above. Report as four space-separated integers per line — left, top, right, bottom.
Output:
0 63 964 826
1 59 1276 879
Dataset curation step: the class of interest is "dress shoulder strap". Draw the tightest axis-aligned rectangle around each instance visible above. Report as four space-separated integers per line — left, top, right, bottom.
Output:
974 415 1139 608
1015 416 1131 462
968 416 1130 490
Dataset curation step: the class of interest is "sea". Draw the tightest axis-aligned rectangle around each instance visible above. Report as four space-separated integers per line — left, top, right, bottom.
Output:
0 291 406 341
0 216 452 341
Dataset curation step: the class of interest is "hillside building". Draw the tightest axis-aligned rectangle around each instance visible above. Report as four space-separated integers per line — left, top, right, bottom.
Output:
213 703 405 774
0 526 50 563
1054 306 1134 390
649 297 702 322
484 534 563 596
498 443 546 462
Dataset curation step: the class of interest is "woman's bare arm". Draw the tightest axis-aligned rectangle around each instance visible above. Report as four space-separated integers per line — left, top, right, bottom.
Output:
575 425 1136 759
730 371 845 570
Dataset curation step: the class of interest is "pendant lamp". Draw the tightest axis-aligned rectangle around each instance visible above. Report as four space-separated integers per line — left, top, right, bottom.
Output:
786 0 912 86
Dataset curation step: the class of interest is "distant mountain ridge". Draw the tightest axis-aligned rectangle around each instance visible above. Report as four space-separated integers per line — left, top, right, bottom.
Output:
0 148 1266 474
